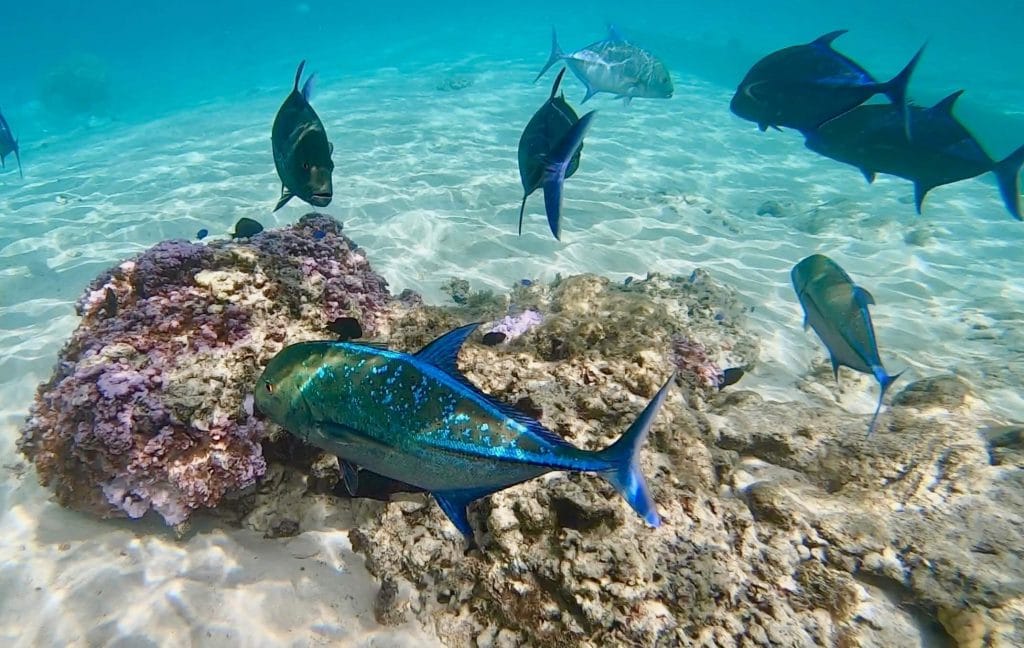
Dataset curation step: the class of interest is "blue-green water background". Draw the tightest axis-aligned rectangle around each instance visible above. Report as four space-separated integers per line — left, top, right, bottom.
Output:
3 1 1023 150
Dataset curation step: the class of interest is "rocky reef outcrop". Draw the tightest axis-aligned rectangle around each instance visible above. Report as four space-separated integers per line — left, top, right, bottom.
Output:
18 214 1022 646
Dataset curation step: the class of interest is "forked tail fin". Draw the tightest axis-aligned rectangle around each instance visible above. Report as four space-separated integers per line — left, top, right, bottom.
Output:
597 374 674 527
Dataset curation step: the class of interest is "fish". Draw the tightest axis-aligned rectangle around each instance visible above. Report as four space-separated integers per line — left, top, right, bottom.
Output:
517 68 594 240
232 217 264 238
803 91 1024 219
730 30 924 134
534 26 673 104
718 367 745 390
0 108 22 178
481 331 506 346
791 254 903 435
196 228 209 240
254 322 672 544
271 60 335 211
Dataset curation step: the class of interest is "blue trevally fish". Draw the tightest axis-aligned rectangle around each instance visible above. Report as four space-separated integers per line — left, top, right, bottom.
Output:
791 254 903 434
518 68 594 240
0 107 22 178
730 30 924 135
802 91 1024 219
534 26 674 105
254 322 672 544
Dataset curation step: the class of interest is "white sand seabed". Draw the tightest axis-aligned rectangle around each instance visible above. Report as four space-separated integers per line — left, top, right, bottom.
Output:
0 60 1022 645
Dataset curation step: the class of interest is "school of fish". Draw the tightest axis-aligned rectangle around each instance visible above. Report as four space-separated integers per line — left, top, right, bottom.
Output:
3 25 1021 545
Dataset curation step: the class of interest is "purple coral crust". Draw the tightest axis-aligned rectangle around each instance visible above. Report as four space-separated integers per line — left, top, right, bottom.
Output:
488 309 543 342
670 334 724 390
20 213 393 526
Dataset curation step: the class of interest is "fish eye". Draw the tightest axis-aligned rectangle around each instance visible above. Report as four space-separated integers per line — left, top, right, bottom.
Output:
264 381 274 394
303 162 311 170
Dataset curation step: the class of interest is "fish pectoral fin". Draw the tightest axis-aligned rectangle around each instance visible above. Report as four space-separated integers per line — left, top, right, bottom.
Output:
274 187 295 212
434 488 496 543
340 459 359 496
830 355 841 382
853 286 875 307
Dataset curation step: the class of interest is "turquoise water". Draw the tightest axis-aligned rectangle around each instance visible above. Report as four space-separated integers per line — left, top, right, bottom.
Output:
1 2 1023 645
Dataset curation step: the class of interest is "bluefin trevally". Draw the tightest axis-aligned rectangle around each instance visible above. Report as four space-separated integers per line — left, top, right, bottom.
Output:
0 107 22 179
803 91 1024 219
271 60 334 211
255 322 672 544
791 254 903 435
534 26 673 105
517 68 596 240
730 30 924 135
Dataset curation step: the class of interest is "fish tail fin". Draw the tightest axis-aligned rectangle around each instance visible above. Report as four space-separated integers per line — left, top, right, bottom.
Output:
597 374 674 527
542 110 596 240
993 143 1024 220
293 60 307 92
302 73 317 102
882 43 926 139
517 194 528 236
534 28 564 83
868 368 904 436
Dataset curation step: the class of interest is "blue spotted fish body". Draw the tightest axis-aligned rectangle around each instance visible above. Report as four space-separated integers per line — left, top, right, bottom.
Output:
255 323 672 542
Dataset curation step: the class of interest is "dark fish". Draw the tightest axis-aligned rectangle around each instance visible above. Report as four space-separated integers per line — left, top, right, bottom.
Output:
255 323 672 544
312 228 326 240
481 331 506 346
232 217 264 239
791 254 903 434
326 316 363 340
535 26 674 104
271 60 335 212
730 30 924 134
803 91 1024 219
518 68 593 240
718 367 745 389
0 108 22 178
520 279 533 286
196 228 209 240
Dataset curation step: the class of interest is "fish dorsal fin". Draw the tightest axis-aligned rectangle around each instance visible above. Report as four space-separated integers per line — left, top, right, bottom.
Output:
853 286 875 308
812 30 849 48
607 24 626 42
932 90 965 115
302 72 317 101
549 67 567 100
415 323 481 374
293 60 307 92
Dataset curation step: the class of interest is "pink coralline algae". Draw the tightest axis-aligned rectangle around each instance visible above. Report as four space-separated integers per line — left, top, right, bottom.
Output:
671 334 724 390
18 213 395 527
487 309 543 342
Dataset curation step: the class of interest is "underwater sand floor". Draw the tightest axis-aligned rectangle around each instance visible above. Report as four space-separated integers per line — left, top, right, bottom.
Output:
0 59 1022 644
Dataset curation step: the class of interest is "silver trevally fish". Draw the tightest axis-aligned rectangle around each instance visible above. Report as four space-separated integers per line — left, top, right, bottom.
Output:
534 26 674 104
255 322 673 545
791 254 903 434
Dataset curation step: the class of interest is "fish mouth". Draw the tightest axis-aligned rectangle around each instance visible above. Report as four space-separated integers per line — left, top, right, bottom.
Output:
310 193 333 207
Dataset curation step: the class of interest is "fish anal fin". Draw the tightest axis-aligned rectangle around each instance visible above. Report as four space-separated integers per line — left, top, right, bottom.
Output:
830 355 841 382
913 182 932 214
581 85 599 104
861 168 876 184
415 323 482 375
434 488 496 544
853 286 875 307
302 72 317 102
758 122 769 132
